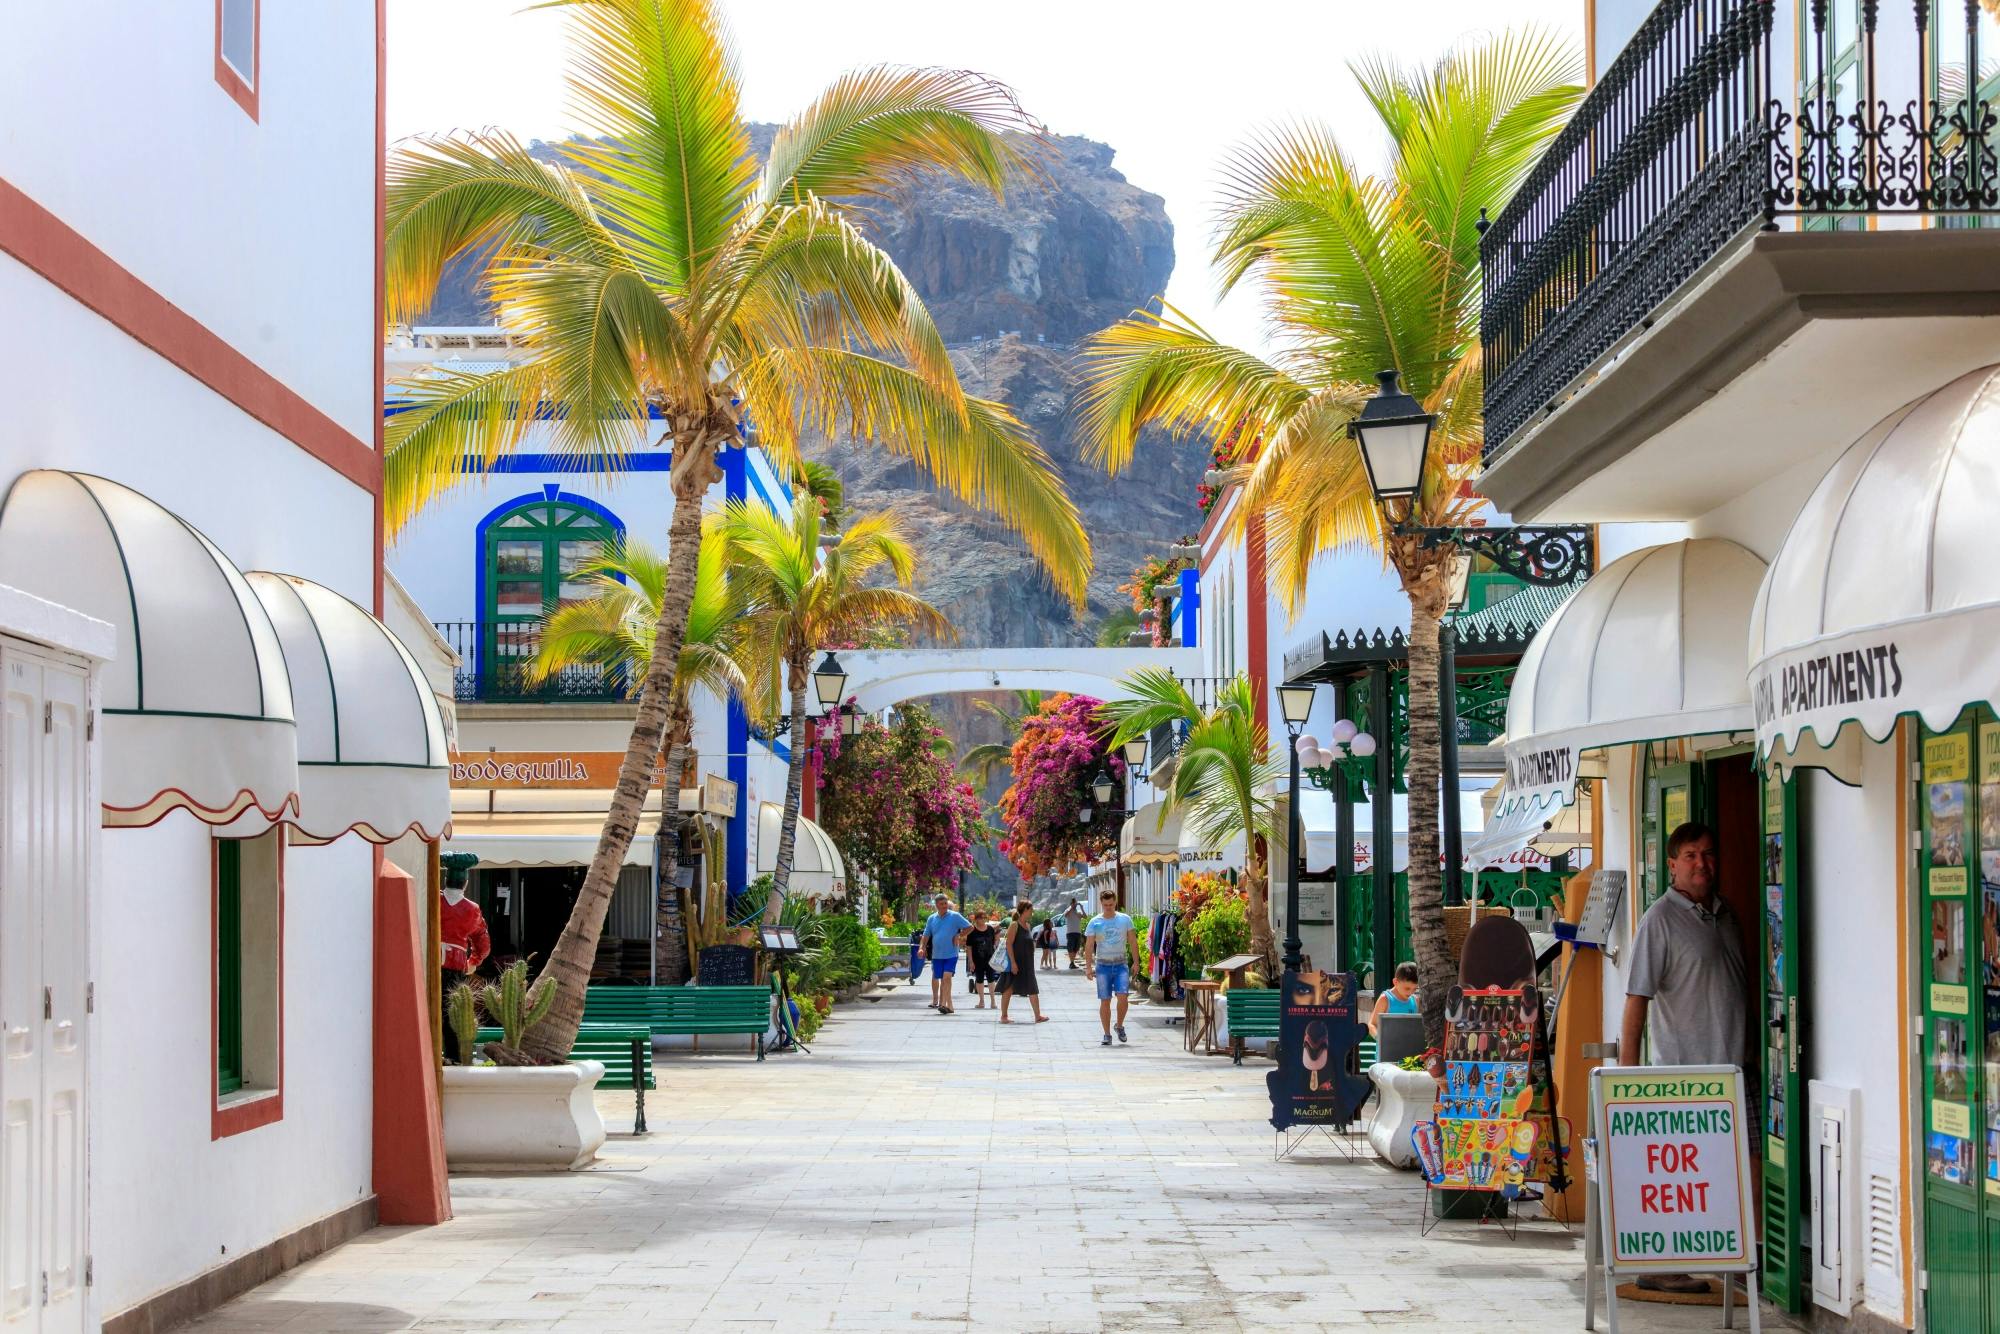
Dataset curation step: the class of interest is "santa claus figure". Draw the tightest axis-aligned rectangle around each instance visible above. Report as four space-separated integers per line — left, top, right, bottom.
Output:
438 852 490 1061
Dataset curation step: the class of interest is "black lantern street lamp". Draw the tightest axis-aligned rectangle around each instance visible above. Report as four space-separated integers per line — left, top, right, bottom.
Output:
1349 370 1435 502
811 651 848 713
1082 740 1148 910
1277 682 1317 972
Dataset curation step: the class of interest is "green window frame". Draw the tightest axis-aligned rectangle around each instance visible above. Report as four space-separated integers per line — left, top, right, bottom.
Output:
216 839 243 1096
482 499 619 651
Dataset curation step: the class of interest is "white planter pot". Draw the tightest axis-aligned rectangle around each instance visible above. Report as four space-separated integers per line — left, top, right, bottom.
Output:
442 1060 607 1171
1366 1063 1438 1169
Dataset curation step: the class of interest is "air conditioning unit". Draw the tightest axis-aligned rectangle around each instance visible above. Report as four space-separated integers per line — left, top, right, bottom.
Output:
1809 1081 1862 1315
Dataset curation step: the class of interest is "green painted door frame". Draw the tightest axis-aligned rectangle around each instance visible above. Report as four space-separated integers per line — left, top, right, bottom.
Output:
1762 772 1807 1313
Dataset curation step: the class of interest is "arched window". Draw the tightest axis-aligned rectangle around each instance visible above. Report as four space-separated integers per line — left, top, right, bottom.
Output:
477 496 623 697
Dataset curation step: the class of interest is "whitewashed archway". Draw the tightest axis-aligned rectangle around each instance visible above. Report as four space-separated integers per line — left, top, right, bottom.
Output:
839 646 1202 712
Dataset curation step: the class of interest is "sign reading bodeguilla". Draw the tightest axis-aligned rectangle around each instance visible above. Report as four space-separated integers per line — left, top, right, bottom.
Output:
1590 1065 1756 1276
448 751 668 789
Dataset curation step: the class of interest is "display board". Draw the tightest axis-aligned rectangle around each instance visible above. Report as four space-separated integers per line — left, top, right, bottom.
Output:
1590 1065 1756 1275
1266 969 1370 1131
697 944 756 987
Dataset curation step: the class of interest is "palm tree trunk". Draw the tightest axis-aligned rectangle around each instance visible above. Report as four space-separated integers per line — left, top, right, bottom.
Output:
1245 841 1276 966
1401 560 1453 1050
765 660 810 924
653 706 694 986
513 426 724 1065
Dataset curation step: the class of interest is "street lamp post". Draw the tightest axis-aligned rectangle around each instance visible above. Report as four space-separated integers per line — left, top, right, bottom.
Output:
1083 735 1149 911
1277 682 1316 972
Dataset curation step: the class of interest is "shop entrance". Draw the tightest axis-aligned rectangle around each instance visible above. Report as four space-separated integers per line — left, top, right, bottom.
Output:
469 864 657 984
1916 712 2000 1332
1642 745 1804 1310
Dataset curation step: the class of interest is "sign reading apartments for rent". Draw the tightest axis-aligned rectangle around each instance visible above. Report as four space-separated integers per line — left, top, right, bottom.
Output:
1592 1066 1755 1274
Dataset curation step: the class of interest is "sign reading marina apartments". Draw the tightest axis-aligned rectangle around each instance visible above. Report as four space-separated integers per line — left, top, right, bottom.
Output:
1591 1065 1756 1276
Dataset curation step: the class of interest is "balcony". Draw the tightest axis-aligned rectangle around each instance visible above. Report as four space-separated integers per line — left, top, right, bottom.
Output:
432 621 629 704
1479 0 2000 519
1145 675 1232 781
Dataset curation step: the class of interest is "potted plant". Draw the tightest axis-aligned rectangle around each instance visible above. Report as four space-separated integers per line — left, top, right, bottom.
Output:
439 960 607 1171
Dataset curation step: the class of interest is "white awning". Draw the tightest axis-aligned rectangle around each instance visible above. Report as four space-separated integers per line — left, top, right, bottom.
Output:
1503 539 1765 813
1465 780 1593 865
240 573 451 844
443 811 653 869
1751 364 2000 769
1120 800 1183 864
0 471 297 827
756 802 848 901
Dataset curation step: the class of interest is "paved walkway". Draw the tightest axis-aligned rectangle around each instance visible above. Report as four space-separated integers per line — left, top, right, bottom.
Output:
189 968 1779 1332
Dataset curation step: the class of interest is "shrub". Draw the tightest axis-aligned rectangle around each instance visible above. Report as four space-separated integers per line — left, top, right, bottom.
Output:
1182 893 1251 973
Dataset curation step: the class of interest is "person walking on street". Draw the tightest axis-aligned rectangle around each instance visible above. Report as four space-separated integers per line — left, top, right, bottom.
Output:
1037 917 1058 970
999 900 1047 1024
921 894 971 1016
1084 889 1138 1046
1618 821 1749 1295
1064 899 1086 968
966 910 1000 1010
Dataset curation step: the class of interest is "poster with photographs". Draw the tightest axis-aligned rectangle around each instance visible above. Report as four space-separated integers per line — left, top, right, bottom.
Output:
1988 992 2000 1194
1984 880 2000 988
1764 881 1785 998
1935 1017 1970 1101
1439 1061 1532 1119
1929 1130 1972 1185
1934 900 1968 986
1932 782 1969 898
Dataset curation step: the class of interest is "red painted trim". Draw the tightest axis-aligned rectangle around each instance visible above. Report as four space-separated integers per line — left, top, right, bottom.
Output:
373 0 386 614
213 0 260 122
0 178 379 497
212 831 286 1141
1245 511 1269 736
1196 485 1239 576
372 855 451 1224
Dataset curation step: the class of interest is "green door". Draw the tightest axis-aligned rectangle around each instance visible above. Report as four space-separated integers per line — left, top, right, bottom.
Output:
480 499 617 697
1919 719 1987 1329
1643 760 1702 912
1761 772 1807 1312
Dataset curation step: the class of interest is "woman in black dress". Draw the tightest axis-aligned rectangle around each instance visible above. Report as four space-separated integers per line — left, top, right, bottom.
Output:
999 900 1047 1023
966 911 1000 1010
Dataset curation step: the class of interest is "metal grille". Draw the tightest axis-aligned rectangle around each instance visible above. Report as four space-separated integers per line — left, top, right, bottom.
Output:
1482 0 2000 454
432 620 630 703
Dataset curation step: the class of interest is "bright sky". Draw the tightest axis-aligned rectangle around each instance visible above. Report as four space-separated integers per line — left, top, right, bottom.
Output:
387 0 1581 355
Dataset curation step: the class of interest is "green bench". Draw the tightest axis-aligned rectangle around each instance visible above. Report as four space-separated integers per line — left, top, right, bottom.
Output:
584 984 772 1060
1219 991 1382 1069
476 1021 653 1132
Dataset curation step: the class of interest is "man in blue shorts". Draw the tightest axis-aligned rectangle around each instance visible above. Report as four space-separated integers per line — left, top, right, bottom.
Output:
1083 889 1137 1045
920 893 970 1015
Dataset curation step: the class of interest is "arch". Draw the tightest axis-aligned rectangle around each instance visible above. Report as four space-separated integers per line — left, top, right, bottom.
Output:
837 647 1203 713
472 486 627 631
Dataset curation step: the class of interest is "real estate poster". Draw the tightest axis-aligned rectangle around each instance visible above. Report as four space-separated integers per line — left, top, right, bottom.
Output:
1592 1066 1755 1275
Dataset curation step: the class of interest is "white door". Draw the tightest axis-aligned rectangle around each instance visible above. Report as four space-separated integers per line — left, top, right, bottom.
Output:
1 642 91 1333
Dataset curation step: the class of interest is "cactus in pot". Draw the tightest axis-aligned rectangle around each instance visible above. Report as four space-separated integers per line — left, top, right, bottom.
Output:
478 959 558 1064
446 980 482 1065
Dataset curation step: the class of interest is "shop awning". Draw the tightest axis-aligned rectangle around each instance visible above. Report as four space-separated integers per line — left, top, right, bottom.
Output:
756 802 848 901
0 471 297 827
1503 538 1765 814
1751 364 2000 770
239 573 451 844
1120 800 1183 864
1465 779 1593 865
444 812 653 869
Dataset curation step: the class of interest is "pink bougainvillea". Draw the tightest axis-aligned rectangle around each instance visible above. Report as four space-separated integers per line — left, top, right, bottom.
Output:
996 693 1123 879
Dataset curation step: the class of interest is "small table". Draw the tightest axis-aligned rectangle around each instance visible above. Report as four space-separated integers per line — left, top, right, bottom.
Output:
1182 980 1220 1054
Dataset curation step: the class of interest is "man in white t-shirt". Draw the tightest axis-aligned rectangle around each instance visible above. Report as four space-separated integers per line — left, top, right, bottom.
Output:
1084 889 1138 1046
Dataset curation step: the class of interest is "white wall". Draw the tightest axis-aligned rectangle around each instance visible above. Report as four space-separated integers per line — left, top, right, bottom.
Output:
1 4 378 442
92 819 375 1315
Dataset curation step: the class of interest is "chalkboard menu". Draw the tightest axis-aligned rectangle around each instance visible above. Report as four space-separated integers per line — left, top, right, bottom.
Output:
698 944 756 986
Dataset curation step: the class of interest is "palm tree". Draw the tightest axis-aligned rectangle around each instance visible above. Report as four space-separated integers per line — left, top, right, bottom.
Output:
1102 669 1280 962
956 688 1047 785
527 532 744 981
384 0 1089 1062
717 499 953 922
793 459 846 529
1093 608 1143 647
1078 34 1578 1043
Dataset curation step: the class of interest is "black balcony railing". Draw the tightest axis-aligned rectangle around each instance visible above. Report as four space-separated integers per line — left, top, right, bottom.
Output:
1482 0 2000 454
1146 675 1234 766
433 620 630 703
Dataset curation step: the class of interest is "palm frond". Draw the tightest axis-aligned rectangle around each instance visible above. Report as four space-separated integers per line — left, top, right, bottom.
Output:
383 362 563 534
1098 667 1202 748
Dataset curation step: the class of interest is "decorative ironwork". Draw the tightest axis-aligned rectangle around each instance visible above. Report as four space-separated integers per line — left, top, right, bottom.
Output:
1481 0 2000 453
1143 675 1233 765
1411 524 1591 586
432 620 629 704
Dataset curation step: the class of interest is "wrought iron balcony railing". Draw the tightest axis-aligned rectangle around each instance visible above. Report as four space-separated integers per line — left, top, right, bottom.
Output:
432 620 629 704
1481 0 2000 454
1146 675 1237 768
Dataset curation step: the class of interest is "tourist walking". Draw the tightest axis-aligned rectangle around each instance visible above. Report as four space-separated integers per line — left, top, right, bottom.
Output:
1037 917 1058 970
999 900 1047 1024
966 910 1000 1010
1083 889 1138 1045
1064 898 1086 968
920 893 971 1016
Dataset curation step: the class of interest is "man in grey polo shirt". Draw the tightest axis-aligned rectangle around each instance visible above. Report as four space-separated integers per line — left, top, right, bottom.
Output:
1619 820 1750 1293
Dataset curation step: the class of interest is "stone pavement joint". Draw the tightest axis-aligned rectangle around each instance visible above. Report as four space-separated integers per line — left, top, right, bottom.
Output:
187 968 1793 1333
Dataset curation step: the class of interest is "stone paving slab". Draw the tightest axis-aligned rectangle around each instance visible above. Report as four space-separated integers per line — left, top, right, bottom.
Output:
185 967 1794 1333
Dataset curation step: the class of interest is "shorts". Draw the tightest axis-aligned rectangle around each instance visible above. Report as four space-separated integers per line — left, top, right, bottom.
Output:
1095 963 1131 999
931 955 958 976
1066 932 1083 952
970 955 998 985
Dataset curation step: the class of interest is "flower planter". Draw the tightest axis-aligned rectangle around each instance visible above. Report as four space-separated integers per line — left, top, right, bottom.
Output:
1365 1063 1437 1168
442 1060 606 1171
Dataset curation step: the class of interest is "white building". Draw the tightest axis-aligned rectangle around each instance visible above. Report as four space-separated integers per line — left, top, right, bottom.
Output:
385 328 804 981
1482 0 2000 1325
1 5 450 1331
